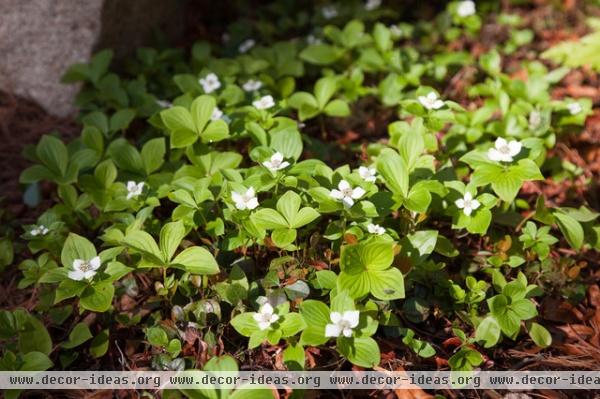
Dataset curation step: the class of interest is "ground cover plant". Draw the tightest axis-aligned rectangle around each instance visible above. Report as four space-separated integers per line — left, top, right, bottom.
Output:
2 0 600 398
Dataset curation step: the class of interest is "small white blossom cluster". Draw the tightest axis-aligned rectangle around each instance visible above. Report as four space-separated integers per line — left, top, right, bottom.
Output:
418 92 445 110
330 180 366 208
455 192 480 216
253 303 279 330
263 152 290 172
69 256 101 281
199 73 221 93
243 79 262 92
253 95 275 110
30 225 49 236
232 187 259 210
325 310 359 337
487 137 522 163
126 181 144 200
238 39 256 54
457 0 476 17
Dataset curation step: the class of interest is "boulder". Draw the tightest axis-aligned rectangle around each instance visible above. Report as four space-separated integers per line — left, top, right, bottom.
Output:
0 0 183 118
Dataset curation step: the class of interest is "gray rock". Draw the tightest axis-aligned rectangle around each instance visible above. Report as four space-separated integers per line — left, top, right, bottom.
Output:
0 0 183 118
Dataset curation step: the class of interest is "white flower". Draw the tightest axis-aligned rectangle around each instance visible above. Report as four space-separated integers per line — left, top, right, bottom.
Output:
455 192 481 216
211 107 224 121
126 181 145 200
367 223 385 235
253 95 275 110
30 225 49 236
365 0 381 11
155 99 172 109
199 73 221 94
243 79 263 92
358 166 377 183
232 187 259 210
457 0 476 17
307 34 322 45
322 5 338 19
239 39 256 54
389 24 401 37
487 137 522 162
418 92 445 110
253 303 279 330
68 256 101 281
568 102 582 115
325 311 360 338
528 111 542 130
263 152 290 172
330 180 366 208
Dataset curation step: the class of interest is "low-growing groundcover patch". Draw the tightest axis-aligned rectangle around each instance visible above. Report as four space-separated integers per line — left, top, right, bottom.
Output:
2 0 600 397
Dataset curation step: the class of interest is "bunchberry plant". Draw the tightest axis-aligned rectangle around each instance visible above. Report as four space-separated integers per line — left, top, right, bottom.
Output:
3 3 600 397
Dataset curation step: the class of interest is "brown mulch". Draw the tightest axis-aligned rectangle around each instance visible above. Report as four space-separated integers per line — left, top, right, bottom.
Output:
0 91 79 216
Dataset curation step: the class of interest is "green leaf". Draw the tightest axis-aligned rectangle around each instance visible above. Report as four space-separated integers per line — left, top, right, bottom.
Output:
340 240 394 273
80 282 115 312
299 300 330 346
171 247 219 275
283 343 305 370
511 299 537 320
252 209 289 230
146 326 169 347
277 191 301 225
36 135 68 176
554 212 584 250
190 95 214 133
61 322 93 349
369 268 405 300
161 106 197 148
123 230 164 264
323 99 350 117
299 44 345 65
160 220 186 262
141 138 166 175
475 317 501 348
377 148 409 197
19 315 53 355
61 233 97 269
231 312 259 337
398 131 425 171
20 351 53 371
90 329 110 358
337 336 380 368
314 76 338 108
529 322 552 348
271 228 297 248
279 313 306 337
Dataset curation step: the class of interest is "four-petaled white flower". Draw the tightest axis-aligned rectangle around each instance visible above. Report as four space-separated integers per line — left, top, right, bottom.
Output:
358 166 377 183
322 5 338 19
243 79 263 92
330 180 366 208
232 187 259 210
418 92 445 110
253 95 275 110
389 24 401 37
365 0 381 11
30 225 49 236
307 34 322 45
487 137 522 163
239 39 256 54
457 0 476 17
68 256 101 281
263 152 290 172
367 223 385 235
455 192 481 216
325 310 360 337
126 181 144 200
568 102 582 115
253 303 279 330
211 107 224 121
199 73 221 94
